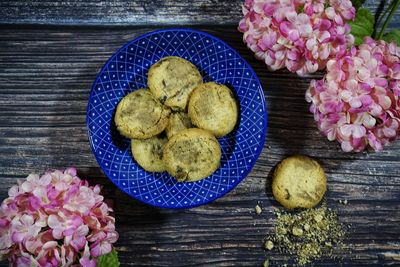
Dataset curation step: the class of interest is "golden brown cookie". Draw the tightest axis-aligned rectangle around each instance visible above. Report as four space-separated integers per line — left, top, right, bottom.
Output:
131 135 168 172
165 112 193 139
163 128 221 182
188 82 238 137
148 56 203 111
272 155 327 209
114 89 171 139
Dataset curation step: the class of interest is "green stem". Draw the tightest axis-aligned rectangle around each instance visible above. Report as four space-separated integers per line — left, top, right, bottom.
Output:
374 0 396 38
377 0 400 39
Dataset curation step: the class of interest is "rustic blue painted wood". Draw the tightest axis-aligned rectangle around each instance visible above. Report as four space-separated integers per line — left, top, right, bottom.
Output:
0 0 399 28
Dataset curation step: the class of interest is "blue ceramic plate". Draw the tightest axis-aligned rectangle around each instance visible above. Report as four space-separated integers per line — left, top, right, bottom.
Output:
87 28 267 209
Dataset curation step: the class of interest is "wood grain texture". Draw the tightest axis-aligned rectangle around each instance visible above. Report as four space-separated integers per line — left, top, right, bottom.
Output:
0 25 399 266
0 0 399 27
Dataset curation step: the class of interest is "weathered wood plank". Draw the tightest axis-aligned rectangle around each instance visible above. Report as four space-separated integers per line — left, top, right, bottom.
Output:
0 26 399 266
0 0 399 28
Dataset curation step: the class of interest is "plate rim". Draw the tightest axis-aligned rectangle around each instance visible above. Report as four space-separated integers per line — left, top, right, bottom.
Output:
86 27 268 209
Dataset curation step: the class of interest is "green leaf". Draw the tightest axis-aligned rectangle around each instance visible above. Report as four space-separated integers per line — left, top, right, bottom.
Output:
383 29 400 45
348 8 375 45
97 249 120 267
351 0 367 10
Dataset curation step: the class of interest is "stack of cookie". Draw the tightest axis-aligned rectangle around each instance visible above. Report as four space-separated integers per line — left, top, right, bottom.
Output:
114 56 238 182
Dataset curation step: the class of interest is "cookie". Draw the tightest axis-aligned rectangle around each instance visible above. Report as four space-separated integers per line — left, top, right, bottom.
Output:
114 89 170 139
165 112 193 139
163 128 221 182
131 135 168 172
272 155 327 209
188 82 238 137
148 56 203 111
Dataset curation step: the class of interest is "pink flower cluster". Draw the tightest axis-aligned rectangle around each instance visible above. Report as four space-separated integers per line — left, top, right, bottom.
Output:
238 0 355 76
0 168 118 267
306 37 400 152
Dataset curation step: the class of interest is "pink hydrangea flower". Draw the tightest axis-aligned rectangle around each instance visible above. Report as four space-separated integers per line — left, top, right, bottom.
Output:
238 0 355 75
306 37 400 152
0 168 118 266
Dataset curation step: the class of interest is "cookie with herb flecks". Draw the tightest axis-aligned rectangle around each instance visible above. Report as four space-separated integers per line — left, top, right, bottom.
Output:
131 135 168 172
114 89 171 139
148 56 203 111
163 128 221 182
188 82 238 137
272 155 326 209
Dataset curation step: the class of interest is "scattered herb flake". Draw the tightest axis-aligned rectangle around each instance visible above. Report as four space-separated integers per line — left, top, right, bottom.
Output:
264 204 348 266
255 204 263 215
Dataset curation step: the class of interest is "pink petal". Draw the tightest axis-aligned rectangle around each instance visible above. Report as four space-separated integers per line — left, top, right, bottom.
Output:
368 133 383 151
342 7 355 20
288 30 300 42
80 257 96 267
341 141 353 152
319 19 332 31
52 229 63 239
306 38 317 51
63 228 75 237
334 14 344 25
21 214 34 226
21 181 34 193
263 4 275 16
33 187 48 203
26 173 39 183
65 167 77 177
325 7 336 19
383 127 397 137
305 61 318 73
0 218 9 228
320 45 330 60
285 10 297 23
353 125 367 138
357 67 371 81
304 4 313 16
340 125 352 137
359 49 371 62
71 215 83 228
318 31 331 43
261 31 277 49
43 241 58 250
14 255 33 267
378 95 392 109
39 174 52 186
71 236 87 251
8 185 19 197
106 231 119 243
48 215 61 229
297 13 310 24
90 242 102 257
287 49 300 60
359 95 373 106
349 98 362 108
28 195 41 210
279 21 291 36
76 224 89 236
11 231 25 243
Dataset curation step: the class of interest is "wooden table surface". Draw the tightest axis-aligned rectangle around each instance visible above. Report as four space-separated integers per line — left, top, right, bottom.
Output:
0 1 399 266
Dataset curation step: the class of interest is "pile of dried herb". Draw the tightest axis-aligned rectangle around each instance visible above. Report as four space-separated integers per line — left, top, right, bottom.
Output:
265 204 348 266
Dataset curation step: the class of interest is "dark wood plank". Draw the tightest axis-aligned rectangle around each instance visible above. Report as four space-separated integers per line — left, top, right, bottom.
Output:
0 0 399 28
0 25 399 266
